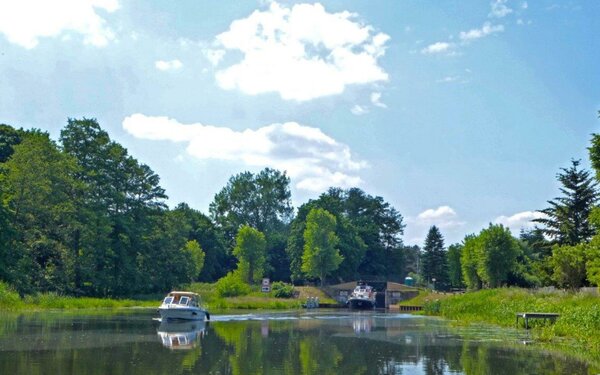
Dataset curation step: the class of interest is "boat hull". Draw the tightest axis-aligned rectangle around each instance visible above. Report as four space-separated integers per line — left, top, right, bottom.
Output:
347 298 376 309
158 307 208 321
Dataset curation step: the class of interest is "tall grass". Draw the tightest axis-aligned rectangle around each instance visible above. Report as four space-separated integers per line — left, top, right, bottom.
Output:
422 288 600 362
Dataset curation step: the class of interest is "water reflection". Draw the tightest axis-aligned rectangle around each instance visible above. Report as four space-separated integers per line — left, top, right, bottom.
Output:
157 320 207 350
0 310 595 374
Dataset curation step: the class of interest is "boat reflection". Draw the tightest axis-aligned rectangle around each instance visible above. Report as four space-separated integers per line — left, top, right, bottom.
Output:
351 315 374 334
157 320 207 350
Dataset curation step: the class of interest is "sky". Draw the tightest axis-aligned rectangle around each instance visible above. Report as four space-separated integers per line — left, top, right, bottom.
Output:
1 0 599 245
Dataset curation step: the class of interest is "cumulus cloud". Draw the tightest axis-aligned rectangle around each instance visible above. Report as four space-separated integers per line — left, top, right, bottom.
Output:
459 22 504 41
155 59 183 71
489 0 513 18
421 41 453 54
370 92 387 108
0 0 119 49
494 211 546 235
208 1 389 101
416 206 465 229
122 114 367 192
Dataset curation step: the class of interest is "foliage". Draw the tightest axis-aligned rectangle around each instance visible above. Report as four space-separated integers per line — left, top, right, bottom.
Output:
551 243 588 289
215 271 251 297
420 226 450 290
534 159 598 245
271 281 295 298
0 124 22 163
461 235 481 290
301 208 342 285
233 225 267 284
447 243 464 288
183 240 205 281
287 187 403 283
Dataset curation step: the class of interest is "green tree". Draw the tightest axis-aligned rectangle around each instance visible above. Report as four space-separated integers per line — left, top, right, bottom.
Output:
0 124 22 163
460 234 481 290
534 160 598 245
447 243 464 289
475 224 519 288
551 243 588 289
420 226 450 290
183 240 205 281
233 225 267 284
301 208 342 286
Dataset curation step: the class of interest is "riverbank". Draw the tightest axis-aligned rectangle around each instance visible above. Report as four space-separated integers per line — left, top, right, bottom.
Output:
417 288 600 365
0 281 336 311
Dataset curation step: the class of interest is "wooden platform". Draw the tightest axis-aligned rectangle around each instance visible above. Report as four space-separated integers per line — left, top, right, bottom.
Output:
516 312 559 329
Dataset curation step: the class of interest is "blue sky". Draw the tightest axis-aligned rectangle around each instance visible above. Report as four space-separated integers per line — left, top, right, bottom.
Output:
1 0 599 245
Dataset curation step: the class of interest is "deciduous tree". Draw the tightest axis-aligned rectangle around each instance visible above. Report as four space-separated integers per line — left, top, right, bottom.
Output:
301 208 342 286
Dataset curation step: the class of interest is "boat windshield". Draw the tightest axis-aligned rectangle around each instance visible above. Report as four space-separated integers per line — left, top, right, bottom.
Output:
163 296 174 304
179 296 190 305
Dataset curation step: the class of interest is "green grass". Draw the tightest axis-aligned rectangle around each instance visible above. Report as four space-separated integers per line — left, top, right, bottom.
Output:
420 288 600 366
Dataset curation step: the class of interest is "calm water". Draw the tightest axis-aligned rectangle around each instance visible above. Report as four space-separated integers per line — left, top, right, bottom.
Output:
0 309 592 374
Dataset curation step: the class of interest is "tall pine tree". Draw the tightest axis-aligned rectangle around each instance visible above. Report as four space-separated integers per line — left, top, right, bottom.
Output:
534 159 598 245
420 226 450 290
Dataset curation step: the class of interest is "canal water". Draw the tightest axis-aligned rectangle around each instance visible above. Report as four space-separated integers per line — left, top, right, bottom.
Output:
0 309 592 374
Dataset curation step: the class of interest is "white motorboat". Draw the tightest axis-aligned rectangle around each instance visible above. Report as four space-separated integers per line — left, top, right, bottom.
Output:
347 282 376 309
158 291 210 321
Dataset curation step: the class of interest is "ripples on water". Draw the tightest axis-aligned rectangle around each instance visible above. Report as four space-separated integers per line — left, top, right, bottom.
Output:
0 310 592 374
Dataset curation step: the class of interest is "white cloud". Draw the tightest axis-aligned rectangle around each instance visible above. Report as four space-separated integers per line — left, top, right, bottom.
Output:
521 2 529 10
370 92 387 108
209 1 389 101
421 41 453 54
0 0 119 49
415 206 465 230
459 22 504 41
155 59 183 71
494 211 546 235
122 114 367 192
350 105 368 115
203 48 225 66
436 76 459 83
489 0 513 18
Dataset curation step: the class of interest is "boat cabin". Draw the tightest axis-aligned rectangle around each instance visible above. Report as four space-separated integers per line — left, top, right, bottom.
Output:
162 291 200 307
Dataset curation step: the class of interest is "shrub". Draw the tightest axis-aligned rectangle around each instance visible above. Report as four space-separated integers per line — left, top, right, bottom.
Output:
271 282 295 298
215 271 251 297
0 282 21 309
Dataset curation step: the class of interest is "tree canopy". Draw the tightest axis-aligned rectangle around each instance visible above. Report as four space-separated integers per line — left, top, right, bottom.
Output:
301 208 342 285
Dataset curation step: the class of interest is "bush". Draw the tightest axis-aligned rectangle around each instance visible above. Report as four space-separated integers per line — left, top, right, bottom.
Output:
0 282 21 309
215 271 251 297
271 282 295 298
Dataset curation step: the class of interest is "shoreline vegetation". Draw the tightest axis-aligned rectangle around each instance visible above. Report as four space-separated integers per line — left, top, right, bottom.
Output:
0 281 335 311
414 287 600 368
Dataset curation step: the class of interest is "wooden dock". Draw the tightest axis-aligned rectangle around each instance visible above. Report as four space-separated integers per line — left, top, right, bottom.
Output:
516 312 559 329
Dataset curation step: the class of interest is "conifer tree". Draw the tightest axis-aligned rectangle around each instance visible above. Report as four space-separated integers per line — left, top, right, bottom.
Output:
420 226 450 290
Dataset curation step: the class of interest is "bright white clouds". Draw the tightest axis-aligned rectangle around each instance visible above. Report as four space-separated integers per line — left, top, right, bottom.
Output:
416 206 465 229
209 1 389 101
122 114 367 192
459 22 504 41
489 0 513 18
0 0 119 49
421 42 453 54
155 59 183 71
494 211 546 235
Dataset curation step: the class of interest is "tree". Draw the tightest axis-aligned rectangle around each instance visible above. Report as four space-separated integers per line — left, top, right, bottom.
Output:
551 243 588 289
461 235 481 290
475 224 519 288
0 124 22 163
301 208 342 286
420 226 449 290
233 225 267 284
447 244 464 289
183 240 205 281
586 241 600 289
534 160 598 245
209 168 293 243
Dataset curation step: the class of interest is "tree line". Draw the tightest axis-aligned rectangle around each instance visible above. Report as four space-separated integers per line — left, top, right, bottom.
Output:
1 116 599 297
0 119 407 297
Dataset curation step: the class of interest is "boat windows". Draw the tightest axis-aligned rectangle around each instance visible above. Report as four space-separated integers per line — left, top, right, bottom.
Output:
163 296 174 305
179 296 190 305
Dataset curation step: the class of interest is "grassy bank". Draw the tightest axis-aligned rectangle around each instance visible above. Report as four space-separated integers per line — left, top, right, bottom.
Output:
183 282 336 310
0 281 335 311
419 288 600 364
